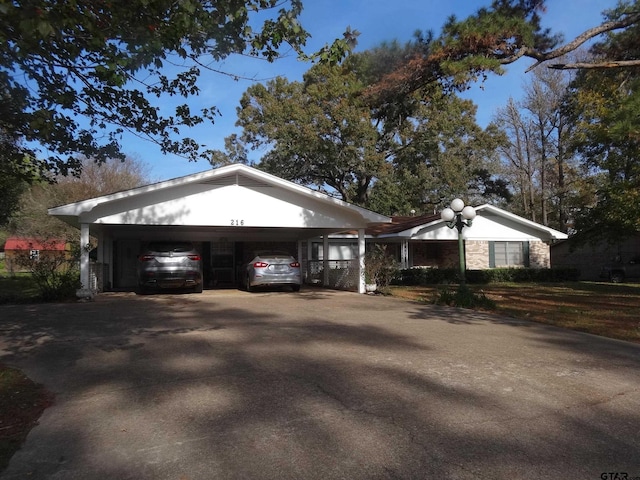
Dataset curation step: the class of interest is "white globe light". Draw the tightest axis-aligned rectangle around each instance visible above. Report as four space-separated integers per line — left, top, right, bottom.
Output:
440 207 455 222
461 205 476 220
450 198 465 212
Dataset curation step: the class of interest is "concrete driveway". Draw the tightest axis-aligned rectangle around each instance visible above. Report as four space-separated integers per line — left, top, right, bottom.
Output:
1 288 639 480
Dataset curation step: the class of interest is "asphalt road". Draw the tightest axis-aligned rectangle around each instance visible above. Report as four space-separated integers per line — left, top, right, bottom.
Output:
1 288 639 479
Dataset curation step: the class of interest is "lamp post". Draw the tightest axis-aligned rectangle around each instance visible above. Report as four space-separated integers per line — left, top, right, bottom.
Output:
440 198 476 285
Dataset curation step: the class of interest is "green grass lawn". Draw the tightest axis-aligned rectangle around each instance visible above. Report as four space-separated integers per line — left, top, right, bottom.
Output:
0 274 41 304
388 281 640 343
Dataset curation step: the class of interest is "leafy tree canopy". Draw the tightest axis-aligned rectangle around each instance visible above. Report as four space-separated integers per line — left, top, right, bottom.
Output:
366 0 640 107
567 3 640 241
230 62 385 205
0 130 30 225
5 156 153 241
0 0 356 182
218 42 507 213
367 93 508 215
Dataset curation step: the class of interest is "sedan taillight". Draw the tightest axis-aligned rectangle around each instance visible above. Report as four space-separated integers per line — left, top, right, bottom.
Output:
290 262 300 267
139 255 155 261
188 255 201 261
253 261 269 268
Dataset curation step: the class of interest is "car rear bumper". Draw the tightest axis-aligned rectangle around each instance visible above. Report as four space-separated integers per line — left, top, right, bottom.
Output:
249 272 301 287
139 271 202 289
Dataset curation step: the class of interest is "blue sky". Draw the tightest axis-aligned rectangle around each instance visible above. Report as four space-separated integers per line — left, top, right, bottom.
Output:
126 0 619 181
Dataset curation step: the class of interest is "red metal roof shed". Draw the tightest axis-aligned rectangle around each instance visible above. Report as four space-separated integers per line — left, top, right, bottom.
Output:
4 237 68 251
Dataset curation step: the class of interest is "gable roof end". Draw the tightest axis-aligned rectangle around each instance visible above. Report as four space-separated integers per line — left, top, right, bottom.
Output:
48 163 391 228
366 205 568 241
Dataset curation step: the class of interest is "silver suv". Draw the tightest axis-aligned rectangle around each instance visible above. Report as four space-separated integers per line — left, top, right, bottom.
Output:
137 241 203 293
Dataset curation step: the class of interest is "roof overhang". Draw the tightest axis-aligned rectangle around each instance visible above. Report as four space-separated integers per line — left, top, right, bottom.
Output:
371 204 568 242
48 164 391 238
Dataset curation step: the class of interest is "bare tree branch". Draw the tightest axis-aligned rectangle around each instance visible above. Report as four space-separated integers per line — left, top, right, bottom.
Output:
549 60 640 70
366 7 640 106
522 11 640 72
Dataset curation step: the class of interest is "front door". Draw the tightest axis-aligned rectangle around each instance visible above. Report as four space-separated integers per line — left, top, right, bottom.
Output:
211 240 235 287
115 239 140 289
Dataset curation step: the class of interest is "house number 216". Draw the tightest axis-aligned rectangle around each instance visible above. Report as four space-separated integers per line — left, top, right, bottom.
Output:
231 219 244 226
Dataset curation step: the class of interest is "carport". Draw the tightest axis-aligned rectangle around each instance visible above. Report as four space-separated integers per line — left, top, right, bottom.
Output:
48 164 391 294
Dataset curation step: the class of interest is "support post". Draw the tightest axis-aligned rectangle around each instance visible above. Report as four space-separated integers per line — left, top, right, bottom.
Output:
322 235 329 287
401 239 409 269
457 225 466 286
76 223 94 300
441 199 476 287
307 240 313 285
358 229 366 294
80 223 90 289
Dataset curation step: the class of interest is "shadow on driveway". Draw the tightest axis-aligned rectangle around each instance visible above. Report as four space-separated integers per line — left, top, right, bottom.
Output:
1 290 639 479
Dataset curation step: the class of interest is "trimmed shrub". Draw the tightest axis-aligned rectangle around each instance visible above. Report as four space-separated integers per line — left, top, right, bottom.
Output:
395 267 580 285
433 285 497 309
393 268 459 285
31 260 81 301
365 244 400 288
11 247 81 302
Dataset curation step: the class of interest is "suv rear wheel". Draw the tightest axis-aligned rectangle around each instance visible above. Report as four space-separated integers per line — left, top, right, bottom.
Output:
610 271 625 283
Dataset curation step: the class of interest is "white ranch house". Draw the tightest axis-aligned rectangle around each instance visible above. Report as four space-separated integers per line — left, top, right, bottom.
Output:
48 164 567 294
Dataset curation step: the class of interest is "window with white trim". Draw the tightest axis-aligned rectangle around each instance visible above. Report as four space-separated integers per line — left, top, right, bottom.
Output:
29 249 40 261
489 241 529 267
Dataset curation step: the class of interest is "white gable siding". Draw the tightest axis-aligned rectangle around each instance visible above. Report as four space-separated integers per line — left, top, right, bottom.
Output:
50 164 390 231
82 183 364 229
409 225 459 240
464 214 547 241
408 216 541 241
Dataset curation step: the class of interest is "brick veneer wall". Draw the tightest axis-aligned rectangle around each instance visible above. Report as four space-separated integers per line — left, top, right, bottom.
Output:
464 239 550 269
465 241 489 269
529 240 550 268
411 241 459 268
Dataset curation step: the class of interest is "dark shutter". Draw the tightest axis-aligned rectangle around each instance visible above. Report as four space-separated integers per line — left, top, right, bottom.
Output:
523 241 530 267
489 241 495 268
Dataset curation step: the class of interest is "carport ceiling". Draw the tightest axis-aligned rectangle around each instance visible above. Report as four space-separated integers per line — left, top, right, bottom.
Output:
91 224 350 242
